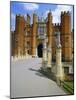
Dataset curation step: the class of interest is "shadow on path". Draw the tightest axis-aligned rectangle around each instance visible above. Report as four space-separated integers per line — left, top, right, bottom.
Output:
29 68 56 82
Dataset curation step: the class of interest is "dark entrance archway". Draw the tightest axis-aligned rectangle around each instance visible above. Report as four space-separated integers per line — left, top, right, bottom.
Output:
37 43 43 57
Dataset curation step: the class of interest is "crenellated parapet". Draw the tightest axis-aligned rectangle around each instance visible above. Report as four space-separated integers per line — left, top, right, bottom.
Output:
53 23 61 34
61 11 70 16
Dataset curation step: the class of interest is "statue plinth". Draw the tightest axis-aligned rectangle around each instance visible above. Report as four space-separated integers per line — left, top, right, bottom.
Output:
56 46 64 85
55 32 64 85
47 47 52 68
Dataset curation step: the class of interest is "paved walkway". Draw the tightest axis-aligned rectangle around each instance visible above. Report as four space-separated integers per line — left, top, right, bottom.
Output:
11 58 66 98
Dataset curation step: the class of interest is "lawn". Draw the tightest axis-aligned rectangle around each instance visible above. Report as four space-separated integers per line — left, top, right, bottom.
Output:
62 81 74 94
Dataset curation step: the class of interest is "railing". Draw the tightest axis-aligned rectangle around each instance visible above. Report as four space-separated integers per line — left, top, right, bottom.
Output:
60 80 74 94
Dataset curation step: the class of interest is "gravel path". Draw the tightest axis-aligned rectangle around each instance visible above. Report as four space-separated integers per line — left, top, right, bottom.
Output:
11 58 66 98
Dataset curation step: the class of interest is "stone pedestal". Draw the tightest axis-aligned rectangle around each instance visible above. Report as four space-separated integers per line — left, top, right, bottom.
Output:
56 46 64 85
25 49 28 59
47 47 52 68
17 47 22 60
42 37 47 62
35 48 38 58
42 37 47 70
18 47 21 57
43 48 47 61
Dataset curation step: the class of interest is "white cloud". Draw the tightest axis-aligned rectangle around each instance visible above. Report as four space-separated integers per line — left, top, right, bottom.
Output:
44 10 49 18
52 5 72 23
44 5 72 24
11 26 15 31
11 13 15 31
11 13 15 20
23 3 39 11
24 14 27 20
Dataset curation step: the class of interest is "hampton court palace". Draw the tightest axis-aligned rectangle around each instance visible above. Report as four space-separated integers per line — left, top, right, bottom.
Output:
11 11 73 62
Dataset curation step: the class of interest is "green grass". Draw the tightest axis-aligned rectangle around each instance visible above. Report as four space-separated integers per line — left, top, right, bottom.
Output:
65 81 74 89
62 81 74 94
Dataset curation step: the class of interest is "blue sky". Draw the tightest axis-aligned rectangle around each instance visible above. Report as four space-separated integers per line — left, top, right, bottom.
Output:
11 2 73 31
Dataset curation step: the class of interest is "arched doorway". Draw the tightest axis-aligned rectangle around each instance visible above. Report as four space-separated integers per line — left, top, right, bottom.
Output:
37 43 43 57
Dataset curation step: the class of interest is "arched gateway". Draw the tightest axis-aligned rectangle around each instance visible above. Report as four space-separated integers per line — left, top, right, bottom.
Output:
37 43 43 57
